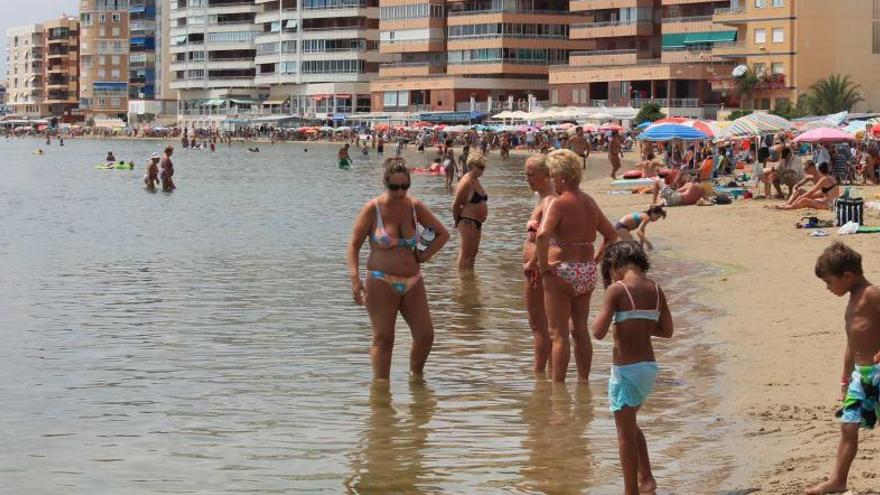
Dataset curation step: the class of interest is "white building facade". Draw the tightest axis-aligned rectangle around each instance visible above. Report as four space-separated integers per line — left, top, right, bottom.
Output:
170 0 388 128
5 24 45 117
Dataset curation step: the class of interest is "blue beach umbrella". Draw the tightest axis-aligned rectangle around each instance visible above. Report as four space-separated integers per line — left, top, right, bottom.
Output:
636 121 653 130
637 123 708 142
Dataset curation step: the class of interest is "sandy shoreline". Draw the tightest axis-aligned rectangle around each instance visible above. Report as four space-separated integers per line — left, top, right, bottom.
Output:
582 153 880 494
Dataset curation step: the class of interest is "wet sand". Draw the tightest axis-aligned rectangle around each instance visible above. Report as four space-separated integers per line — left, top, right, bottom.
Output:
585 153 880 494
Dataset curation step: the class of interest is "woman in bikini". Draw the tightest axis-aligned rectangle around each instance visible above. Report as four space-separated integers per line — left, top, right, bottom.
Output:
614 205 666 251
522 155 557 375
537 149 618 383
452 152 488 271
774 162 838 210
347 158 450 380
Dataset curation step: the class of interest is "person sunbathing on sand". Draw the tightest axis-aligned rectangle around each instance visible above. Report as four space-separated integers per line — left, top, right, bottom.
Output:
650 179 705 207
636 152 662 178
807 243 880 495
776 162 838 211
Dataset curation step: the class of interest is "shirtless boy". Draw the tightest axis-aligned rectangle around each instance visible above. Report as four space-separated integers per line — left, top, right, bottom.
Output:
808 243 880 494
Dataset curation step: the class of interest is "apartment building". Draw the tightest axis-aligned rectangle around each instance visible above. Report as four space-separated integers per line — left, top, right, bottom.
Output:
43 17 81 120
79 0 132 118
170 0 387 128
5 24 45 117
129 0 158 100
370 0 585 114
0 80 7 106
711 0 880 112
548 0 735 119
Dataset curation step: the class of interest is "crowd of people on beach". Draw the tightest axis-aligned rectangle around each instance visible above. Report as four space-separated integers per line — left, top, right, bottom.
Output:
344 134 879 494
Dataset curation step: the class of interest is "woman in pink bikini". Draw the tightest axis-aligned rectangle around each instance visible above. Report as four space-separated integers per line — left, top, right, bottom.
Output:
537 149 618 383
347 157 450 380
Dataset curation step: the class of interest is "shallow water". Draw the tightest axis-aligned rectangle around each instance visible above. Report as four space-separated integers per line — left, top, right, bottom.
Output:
1 137 733 493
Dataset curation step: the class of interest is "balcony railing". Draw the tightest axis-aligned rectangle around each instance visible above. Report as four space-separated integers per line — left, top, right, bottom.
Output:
571 18 651 29
569 48 636 57
448 33 569 40
449 58 557 65
714 7 744 15
662 15 712 23
301 0 367 9
448 8 580 16
632 98 700 108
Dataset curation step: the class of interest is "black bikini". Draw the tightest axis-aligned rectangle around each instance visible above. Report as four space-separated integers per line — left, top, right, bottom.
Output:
470 191 488 203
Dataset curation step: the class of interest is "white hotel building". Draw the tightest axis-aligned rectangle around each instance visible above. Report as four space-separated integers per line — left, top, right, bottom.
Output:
170 0 389 128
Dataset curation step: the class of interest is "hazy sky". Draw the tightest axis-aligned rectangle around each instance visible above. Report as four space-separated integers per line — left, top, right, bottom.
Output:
1 0 80 79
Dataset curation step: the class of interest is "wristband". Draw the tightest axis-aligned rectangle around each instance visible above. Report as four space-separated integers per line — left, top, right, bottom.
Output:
841 380 849 386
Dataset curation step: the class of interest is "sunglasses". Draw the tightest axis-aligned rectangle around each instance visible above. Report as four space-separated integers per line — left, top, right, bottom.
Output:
387 183 411 191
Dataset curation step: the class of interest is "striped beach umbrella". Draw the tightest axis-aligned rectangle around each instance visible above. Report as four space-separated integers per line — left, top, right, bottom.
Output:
715 113 795 141
637 123 709 142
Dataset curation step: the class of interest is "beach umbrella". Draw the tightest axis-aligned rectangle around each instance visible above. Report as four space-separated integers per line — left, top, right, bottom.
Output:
636 121 653 130
715 113 795 141
296 126 313 132
796 120 839 133
842 121 869 135
517 124 539 132
374 123 390 131
588 112 614 121
334 126 352 132
652 117 689 124
793 128 855 143
680 120 720 138
637 123 709 142
600 123 625 132
557 122 575 130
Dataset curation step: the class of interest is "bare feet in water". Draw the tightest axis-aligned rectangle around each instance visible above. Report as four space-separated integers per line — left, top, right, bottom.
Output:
805 478 847 494
638 475 657 494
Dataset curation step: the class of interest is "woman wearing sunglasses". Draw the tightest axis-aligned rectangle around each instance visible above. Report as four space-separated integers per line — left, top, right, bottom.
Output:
452 152 489 271
347 157 450 380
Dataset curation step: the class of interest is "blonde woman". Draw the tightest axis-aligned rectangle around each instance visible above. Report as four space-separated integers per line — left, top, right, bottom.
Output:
537 149 618 383
347 157 450 380
452 152 488 271
522 155 557 374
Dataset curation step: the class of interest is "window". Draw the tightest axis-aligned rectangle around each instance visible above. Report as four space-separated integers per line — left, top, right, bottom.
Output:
753 62 766 75
99 27 106 36
550 89 558 104
111 55 119 64
755 0 766 7
580 88 587 103
772 28 784 43
771 62 784 74
771 0 783 6
98 68 106 78
111 98 120 108
81 13 93 27
187 69 204 78
206 31 256 44
755 28 766 43
571 88 579 104
99 55 107 65
112 27 120 36
112 69 120 79
112 13 121 22
96 98 106 107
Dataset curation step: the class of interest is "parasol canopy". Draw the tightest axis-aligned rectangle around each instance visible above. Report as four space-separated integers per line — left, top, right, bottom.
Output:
715 113 795 141
793 128 855 143
637 123 709 142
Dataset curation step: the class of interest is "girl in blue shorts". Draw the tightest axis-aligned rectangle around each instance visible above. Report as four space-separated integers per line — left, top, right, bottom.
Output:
593 242 674 494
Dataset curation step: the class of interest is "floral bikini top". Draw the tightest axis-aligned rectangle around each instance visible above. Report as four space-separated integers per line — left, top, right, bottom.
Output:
370 199 418 250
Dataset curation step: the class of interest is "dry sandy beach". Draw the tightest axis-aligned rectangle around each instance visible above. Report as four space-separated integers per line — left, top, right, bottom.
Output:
584 153 880 494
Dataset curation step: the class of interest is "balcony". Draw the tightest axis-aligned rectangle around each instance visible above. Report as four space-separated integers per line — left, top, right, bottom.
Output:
568 48 638 66
632 97 700 108
712 40 748 57
379 62 446 77
569 0 653 12
446 8 583 25
447 59 549 75
661 15 714 33
570 19 653 39
661 47 716 63
712 6 748 24
379 39 445 54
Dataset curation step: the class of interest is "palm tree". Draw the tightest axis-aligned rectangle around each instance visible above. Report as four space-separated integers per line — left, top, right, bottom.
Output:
733 68 760 109
807 74 864 114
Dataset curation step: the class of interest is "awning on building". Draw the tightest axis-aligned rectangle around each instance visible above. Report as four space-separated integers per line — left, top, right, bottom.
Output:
662 33 688 49
229 98 258 105
204 98 226 106
262 99 288 105
684 30 737 45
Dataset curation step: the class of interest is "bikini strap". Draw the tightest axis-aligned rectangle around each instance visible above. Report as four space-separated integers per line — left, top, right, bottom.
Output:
373 199 384 231
654 282 661 311
617 281 637 310
411 198 418 230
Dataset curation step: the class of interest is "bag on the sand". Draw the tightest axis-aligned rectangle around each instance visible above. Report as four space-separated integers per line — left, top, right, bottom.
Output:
835 197 864 226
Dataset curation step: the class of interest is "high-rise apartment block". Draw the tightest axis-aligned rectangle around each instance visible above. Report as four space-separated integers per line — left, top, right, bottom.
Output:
370 0 584 114
171 0 389 129
6 24 46 117
79 0 132 118
44 17 82 120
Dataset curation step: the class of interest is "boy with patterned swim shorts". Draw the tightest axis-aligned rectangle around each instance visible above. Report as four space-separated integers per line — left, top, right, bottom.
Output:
807 243 880 495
